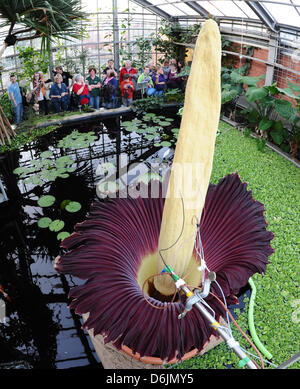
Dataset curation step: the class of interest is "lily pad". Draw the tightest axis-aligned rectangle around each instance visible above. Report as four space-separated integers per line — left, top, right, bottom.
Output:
49 219 65 232
37 217 52 228
65 201 82 213
37 195 56 207
40 150 53 159
60 199 71 210
57 231 71 241
13 167 28 175
160 141 172 147
97 181 119 193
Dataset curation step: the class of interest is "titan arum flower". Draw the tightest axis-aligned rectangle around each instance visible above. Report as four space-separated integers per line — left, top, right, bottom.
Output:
54 20 274 363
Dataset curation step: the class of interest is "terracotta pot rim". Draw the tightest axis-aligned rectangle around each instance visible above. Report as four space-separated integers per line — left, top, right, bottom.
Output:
121 335 214 365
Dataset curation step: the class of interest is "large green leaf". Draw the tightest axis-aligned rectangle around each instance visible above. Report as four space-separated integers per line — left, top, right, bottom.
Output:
248 109 260 123
270 129 283 145
274 99 295 120
245 86 269 102
258 117 274 131
241 75 265 86
287 81 300 94
222 89 238 104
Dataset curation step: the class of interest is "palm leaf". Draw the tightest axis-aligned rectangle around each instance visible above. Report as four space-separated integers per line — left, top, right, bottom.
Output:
0 0 87 49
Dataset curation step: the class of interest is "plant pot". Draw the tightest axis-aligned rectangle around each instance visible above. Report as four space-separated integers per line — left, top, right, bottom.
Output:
82 313 225 369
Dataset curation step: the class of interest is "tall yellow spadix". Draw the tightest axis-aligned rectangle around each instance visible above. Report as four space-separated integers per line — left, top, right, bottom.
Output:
154 19 221 296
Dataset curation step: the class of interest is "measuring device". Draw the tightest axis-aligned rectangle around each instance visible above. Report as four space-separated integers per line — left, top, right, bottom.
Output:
161 265 258 369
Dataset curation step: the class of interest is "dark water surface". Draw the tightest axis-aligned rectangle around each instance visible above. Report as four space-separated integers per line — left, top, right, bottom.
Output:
0 115 176 369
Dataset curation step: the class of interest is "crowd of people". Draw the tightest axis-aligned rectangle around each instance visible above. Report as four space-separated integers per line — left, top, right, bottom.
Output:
7 58 186 125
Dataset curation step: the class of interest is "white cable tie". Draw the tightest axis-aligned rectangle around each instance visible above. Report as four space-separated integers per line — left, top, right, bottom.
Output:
226 337 240 349
197 263 205 272
175 278 186 289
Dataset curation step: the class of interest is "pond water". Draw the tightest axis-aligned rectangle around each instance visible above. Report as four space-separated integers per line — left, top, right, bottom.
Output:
0 111 249 370
0 112 180 369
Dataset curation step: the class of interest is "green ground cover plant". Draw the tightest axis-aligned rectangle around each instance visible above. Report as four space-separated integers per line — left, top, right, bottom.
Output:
172 120 300 369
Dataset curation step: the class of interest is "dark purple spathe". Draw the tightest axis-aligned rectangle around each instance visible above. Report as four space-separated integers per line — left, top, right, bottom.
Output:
55 173 274 362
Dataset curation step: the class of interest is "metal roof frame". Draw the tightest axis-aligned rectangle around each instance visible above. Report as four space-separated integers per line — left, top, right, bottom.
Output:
130 0 172 20
245 1 279 32
131 1 299 34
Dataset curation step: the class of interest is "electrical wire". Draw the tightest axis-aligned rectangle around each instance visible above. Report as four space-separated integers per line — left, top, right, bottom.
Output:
158 194 185 270
210 291 264 369
240 347 278 369
142 272 177 310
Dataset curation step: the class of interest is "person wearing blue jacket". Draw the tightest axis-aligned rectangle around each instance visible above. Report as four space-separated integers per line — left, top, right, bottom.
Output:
102 70 118 109
49 73 69 113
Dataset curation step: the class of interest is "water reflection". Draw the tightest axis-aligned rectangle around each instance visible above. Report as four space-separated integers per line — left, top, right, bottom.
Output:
0 116 172 369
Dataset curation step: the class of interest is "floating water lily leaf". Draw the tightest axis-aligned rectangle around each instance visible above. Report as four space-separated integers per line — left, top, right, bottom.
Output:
13 167 27 175
160 141 172 147
145 134 156 140
56 156 73 166
65 201 82 213
58 173 70 178
37 217 52 228
98 162 116 174
97 181 119 193
37 195 56 207
60 199 71 210
57 231 71 241
159 121 172 126
138 172 162 184
40 151 53 159
49 219 65 232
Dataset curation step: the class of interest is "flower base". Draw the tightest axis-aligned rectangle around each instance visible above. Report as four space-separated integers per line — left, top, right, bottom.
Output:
82 313 226 369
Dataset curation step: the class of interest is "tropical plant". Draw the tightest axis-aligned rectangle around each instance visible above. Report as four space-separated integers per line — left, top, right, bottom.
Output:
242 79 299 153
16 45 50 83
0 91 13 121
0 0 88 59
132 34 155 71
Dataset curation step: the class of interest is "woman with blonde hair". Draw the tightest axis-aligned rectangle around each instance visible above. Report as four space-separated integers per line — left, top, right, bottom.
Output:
49 73 69 113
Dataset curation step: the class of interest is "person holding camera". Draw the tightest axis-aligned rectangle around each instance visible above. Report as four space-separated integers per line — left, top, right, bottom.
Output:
120 73 134 107
29 72 46 114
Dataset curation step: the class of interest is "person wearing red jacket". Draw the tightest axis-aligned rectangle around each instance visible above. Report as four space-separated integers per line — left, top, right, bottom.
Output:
119 60 138 86
72 74 90 107
120 73 135 107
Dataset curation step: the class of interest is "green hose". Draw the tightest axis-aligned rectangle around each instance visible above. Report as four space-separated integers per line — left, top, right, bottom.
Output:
248 277 273 360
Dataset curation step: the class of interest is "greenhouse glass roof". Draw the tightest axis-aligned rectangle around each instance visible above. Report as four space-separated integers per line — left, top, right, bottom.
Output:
132 0 300 30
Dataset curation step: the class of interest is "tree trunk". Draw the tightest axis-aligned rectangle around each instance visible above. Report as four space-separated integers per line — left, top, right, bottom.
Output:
0 42 8 61
0 105 15 146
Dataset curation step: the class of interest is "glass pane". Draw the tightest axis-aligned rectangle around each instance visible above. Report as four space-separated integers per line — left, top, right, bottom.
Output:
262 2 300 26
196 1 224 16
158 4 186 16
233 1 260 19
171 2 200 15
210 1 249 18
